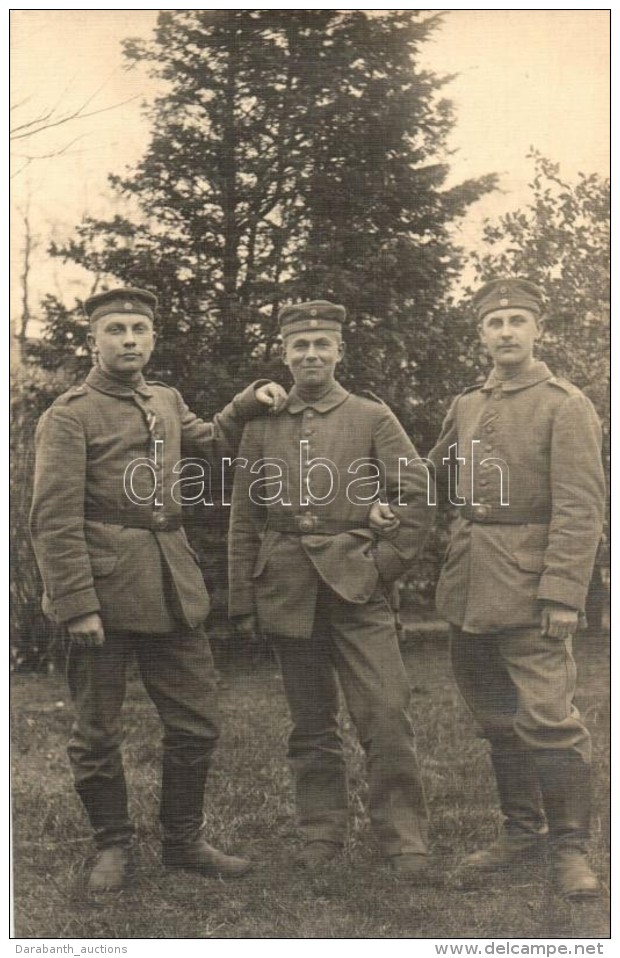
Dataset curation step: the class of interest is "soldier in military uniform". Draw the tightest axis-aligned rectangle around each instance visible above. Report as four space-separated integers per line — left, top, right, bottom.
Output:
228 300 434 875
413 278 604 899
29 287 286 893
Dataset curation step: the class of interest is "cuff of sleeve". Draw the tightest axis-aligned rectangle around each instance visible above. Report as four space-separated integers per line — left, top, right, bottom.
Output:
374 540 408 584
232 381 270 420
538 575 586 612
49 587 101 624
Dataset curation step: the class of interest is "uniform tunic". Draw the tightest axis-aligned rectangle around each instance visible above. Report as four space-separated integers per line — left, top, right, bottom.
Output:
429 361 604 633
228 380 433 638
30 366 263 633
428 361 605 761
228 380 434 855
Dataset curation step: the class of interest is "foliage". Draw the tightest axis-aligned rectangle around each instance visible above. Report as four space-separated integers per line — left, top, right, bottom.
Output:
17 10 497 651
10 364 76 669
44 10 494 446
470 151 610 418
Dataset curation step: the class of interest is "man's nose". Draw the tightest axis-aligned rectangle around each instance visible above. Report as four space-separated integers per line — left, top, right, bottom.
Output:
305 344 318 359
123 329 137 344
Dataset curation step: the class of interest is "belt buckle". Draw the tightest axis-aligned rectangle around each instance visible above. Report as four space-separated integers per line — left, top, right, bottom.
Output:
296 513 316 533
152 513 169 530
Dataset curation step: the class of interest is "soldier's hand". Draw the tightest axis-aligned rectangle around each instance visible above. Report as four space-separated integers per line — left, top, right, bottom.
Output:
541 603 579 641
255 381 287 413
369 501 400 538
67 612 105 648
234 613 259 642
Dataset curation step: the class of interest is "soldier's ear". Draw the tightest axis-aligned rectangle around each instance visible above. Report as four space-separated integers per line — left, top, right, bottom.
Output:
535 314 545 339
86 330 97 353
277 339 290 367
336 339 345 362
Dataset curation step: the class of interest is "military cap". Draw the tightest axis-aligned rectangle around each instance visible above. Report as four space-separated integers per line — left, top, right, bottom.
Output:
279 300 345 336
84 287 158 324
473 278 544 321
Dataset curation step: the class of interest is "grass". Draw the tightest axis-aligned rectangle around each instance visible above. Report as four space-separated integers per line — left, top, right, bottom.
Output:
11 631 610 939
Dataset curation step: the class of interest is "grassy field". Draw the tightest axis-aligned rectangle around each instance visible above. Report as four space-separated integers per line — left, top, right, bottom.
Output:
11 631 610 940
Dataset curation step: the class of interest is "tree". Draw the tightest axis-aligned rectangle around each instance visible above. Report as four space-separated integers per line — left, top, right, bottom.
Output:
471 152 609 405
12 195 40 363
25 10 497 648
465 151 609 471
45 10 494 437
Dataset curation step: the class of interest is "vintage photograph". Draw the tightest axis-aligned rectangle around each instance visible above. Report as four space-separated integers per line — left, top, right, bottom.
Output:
10 8 610 943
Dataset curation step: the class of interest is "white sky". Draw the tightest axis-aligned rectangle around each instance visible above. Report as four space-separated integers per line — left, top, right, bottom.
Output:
10 8 610 317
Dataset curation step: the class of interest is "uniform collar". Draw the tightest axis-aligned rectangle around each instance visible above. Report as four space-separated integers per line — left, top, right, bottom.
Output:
285 380 350 414
481 360 553 394
85 366 154 399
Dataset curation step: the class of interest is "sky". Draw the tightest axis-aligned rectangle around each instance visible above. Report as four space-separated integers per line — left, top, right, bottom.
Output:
10 8 610 321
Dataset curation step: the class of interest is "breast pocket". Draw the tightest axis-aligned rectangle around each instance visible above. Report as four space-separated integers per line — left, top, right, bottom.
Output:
90 553 118 578
513 551 545 574
252 529 278 578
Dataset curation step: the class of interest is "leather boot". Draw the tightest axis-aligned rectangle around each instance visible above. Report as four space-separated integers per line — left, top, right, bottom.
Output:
75 776 135 892
160 749 251 879
533 750 600 900
88 846 133 893
75 775 135 850
462 745 547 870
163 838 252 878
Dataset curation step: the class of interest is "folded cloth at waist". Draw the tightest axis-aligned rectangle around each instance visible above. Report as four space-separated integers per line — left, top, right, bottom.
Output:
84 507 183 532
265 513 367 535
461 504 551 524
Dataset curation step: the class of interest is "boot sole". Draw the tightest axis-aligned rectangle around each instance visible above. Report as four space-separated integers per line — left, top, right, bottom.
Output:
163 860 253 879
561 885 601 901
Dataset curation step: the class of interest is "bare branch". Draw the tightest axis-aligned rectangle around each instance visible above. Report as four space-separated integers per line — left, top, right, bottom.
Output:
10 95 140 142
10 97 32 113
10 135 87 177
10 107 55 135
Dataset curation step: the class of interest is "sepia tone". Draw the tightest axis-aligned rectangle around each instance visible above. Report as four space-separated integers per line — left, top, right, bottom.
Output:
10 9 610 943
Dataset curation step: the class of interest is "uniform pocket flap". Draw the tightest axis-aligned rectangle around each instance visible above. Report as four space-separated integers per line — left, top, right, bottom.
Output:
252 552 269 578
513 550 545 573
90 554 118 577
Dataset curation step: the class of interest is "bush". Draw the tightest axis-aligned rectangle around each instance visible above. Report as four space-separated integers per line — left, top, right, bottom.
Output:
10 364 74 670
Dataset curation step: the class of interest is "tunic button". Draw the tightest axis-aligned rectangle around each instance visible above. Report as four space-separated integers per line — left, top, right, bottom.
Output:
153 513 168 529
479 479 488 487
473 504 490 519
485 424 494 433
485 445 493 453
303 428 313 436
306 410 314 419
494 393 502 401
298 515 316 532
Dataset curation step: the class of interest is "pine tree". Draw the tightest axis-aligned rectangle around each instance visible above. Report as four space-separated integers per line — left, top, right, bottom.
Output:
46 9 494 442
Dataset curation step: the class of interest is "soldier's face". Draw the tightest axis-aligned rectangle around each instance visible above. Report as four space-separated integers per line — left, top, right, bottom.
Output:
479 307 540 371
283 330 344 389
87 313 157 378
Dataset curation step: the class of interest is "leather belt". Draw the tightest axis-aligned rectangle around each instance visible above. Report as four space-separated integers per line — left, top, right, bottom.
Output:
85 508 182 532
462 504 550 524
266 513 365 535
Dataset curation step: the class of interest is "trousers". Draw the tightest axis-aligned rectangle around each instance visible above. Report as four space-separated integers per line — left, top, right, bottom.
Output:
274 582 428 857
66 626 220 846
450 626 591 762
